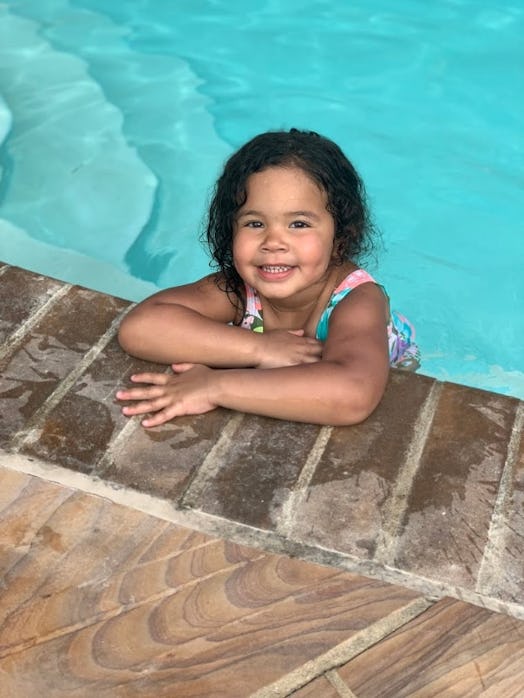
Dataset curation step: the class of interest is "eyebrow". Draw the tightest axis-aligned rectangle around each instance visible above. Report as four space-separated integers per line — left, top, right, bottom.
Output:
288 210 321 219
236 209 321 220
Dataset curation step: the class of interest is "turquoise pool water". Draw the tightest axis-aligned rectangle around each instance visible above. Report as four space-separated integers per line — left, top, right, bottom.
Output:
0 0 523 398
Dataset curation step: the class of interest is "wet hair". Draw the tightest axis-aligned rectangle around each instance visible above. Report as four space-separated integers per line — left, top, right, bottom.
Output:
203 128 377 317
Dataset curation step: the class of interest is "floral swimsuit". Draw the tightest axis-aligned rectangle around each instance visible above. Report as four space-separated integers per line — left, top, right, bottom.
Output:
240 268 420 370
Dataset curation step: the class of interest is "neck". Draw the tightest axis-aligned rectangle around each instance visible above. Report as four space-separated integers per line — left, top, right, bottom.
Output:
261 263 354 334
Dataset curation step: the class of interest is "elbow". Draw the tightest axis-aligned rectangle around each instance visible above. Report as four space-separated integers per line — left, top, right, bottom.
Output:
327 381 386 427
329 404 376 427
118 312 143 358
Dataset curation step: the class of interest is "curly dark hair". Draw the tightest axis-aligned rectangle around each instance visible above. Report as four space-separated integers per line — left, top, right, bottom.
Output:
203 128 377 317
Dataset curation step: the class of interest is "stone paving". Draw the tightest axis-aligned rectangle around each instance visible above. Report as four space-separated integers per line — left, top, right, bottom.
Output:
1 262 524 696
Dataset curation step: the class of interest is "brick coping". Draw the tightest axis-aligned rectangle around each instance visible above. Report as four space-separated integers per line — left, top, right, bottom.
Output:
1 262 522 619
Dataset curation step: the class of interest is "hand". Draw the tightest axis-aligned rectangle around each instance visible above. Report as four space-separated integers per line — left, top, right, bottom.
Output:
256 329 323 368
116 364 217 427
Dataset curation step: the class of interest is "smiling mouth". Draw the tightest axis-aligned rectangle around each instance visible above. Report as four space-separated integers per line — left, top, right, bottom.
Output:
259 265 294 273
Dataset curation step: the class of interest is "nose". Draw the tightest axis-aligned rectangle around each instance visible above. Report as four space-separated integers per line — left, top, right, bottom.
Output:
261 224 288 251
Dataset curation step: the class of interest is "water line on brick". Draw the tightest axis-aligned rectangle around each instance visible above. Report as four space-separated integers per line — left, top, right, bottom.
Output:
0 283 72 366
8 309 128 452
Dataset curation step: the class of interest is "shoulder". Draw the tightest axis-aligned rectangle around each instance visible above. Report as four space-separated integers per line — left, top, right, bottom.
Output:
322 282 390 376
330 265 389 320
336 279 388 314
333 267 378 293
326 281 390 343
141 273 240 323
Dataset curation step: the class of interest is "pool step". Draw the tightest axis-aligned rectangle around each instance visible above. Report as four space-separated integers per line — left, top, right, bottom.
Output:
0 5 156 266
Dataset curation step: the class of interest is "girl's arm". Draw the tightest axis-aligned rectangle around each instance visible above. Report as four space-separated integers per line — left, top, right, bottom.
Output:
208 283 389 424
117 283 390 426
118 274 321 368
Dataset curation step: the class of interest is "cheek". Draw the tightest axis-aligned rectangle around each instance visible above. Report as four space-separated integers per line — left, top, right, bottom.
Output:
302 237 333 264
232 232 250 265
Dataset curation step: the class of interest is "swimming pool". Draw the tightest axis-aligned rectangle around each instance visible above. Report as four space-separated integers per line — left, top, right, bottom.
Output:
0 0 523 398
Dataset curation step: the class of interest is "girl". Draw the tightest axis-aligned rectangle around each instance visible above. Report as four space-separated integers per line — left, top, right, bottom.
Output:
116 129 419 427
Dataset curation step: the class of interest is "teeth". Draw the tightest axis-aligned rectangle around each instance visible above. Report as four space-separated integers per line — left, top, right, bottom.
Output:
262 265 291 273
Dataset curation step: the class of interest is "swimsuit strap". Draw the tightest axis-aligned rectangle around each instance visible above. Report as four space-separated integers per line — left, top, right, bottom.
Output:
240 283 264 332
240 272 420 370
241 270 378 338
331 268 377 294
316 269 378 340
317 268 421 370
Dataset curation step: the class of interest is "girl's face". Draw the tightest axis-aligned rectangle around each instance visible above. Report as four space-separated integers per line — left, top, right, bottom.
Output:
232 166 336 304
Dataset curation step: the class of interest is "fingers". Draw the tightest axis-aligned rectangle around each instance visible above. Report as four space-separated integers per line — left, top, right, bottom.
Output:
171 362 196 373
304 338 323 361
119 394 171 417
288 330 323 354
302 354 322 364
115 373 172 403
123 402 177 428
117 386 177 427
116 383 168 402
120 399 168 416
141 409 177 428
116 374 172 420
116 371 207 426
129 372 171 385
256 330 324 367
117 368 215 428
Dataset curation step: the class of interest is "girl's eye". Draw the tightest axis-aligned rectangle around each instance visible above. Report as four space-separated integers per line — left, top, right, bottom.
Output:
290 220 310 228
244 220 263 228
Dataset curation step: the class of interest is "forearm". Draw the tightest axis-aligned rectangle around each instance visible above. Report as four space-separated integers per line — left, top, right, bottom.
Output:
118 303 261 366
211 362 387 426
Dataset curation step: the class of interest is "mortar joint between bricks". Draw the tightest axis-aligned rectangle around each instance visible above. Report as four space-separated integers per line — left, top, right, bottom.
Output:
372 380 443 565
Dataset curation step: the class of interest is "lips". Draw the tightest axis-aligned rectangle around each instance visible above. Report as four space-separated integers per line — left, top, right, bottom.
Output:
256 264 296 282
260 265 293 273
